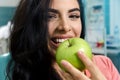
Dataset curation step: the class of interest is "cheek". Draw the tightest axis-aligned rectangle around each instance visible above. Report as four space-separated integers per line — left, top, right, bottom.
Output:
72 22 82 37
48 21 59 36
76 27 82 37
48 22 55 36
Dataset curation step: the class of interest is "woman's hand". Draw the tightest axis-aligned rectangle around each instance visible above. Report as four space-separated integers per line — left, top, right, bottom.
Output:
61 51 107 80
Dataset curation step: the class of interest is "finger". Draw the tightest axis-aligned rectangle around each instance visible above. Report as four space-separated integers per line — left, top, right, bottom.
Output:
61 60 90 80
77 51 106 79
77 51 95 72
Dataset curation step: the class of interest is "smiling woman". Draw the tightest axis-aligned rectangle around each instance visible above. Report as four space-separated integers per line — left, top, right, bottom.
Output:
6 0 120 80
48 0 82 55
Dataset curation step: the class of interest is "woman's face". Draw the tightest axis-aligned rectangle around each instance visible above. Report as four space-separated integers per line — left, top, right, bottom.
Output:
48 0 82 54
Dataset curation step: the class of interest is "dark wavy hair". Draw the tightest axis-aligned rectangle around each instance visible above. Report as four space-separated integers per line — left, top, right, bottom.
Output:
6 0 85 80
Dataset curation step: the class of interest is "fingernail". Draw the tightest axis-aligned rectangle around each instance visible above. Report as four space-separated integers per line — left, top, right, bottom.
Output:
61 60 68 66
78 50 84 58
78 50 83 55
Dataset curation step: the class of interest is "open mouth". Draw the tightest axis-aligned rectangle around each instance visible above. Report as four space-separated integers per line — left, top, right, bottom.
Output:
51 38 67 44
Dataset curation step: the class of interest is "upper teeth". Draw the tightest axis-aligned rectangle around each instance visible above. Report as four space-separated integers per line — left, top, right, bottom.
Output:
56 39 67 43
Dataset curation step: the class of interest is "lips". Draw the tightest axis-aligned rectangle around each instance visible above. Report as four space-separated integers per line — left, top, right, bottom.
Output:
49 34 74 50
50 37 69 49
52 38 67 43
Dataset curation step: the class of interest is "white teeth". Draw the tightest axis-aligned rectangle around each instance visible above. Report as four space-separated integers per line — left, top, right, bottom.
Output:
56 39 67 43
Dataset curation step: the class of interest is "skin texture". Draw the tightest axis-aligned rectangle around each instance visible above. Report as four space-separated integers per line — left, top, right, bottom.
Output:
48 0 107 80
48 0 81 55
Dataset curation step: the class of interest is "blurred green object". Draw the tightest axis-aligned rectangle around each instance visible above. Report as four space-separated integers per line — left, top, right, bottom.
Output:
0 53 10 80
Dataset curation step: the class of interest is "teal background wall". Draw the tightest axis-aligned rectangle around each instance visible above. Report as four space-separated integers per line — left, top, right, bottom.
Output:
104 0 110 34
107 53 120 73
0 7 16 26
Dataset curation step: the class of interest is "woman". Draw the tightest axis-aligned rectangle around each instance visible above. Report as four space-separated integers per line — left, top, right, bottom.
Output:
7 0 120 80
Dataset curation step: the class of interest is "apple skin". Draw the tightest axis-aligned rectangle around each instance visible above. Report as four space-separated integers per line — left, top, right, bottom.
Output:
56 37 93 71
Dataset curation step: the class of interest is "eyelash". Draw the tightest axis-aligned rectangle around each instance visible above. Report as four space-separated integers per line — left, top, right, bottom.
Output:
47 14 57 20
69 15 80 18
69 15 80 20
47 14 80 21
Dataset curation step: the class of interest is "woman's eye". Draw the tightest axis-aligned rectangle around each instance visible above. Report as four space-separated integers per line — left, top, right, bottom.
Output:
47 14 58 21
69 15 80 20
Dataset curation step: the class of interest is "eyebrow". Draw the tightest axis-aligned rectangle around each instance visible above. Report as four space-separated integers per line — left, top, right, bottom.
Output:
68 8 80 13
48 8 59 14
48 8 80 14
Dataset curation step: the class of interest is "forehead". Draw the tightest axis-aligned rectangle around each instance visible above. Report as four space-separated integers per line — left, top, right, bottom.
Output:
50 0 79 9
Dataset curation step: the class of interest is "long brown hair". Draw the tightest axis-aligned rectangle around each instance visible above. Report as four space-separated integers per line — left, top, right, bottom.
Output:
6 0 85 80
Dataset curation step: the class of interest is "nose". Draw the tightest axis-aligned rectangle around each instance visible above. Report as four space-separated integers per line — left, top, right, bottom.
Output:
57 17 71 32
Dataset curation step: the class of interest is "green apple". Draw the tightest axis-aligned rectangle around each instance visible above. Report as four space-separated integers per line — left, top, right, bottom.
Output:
56 37 92 71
